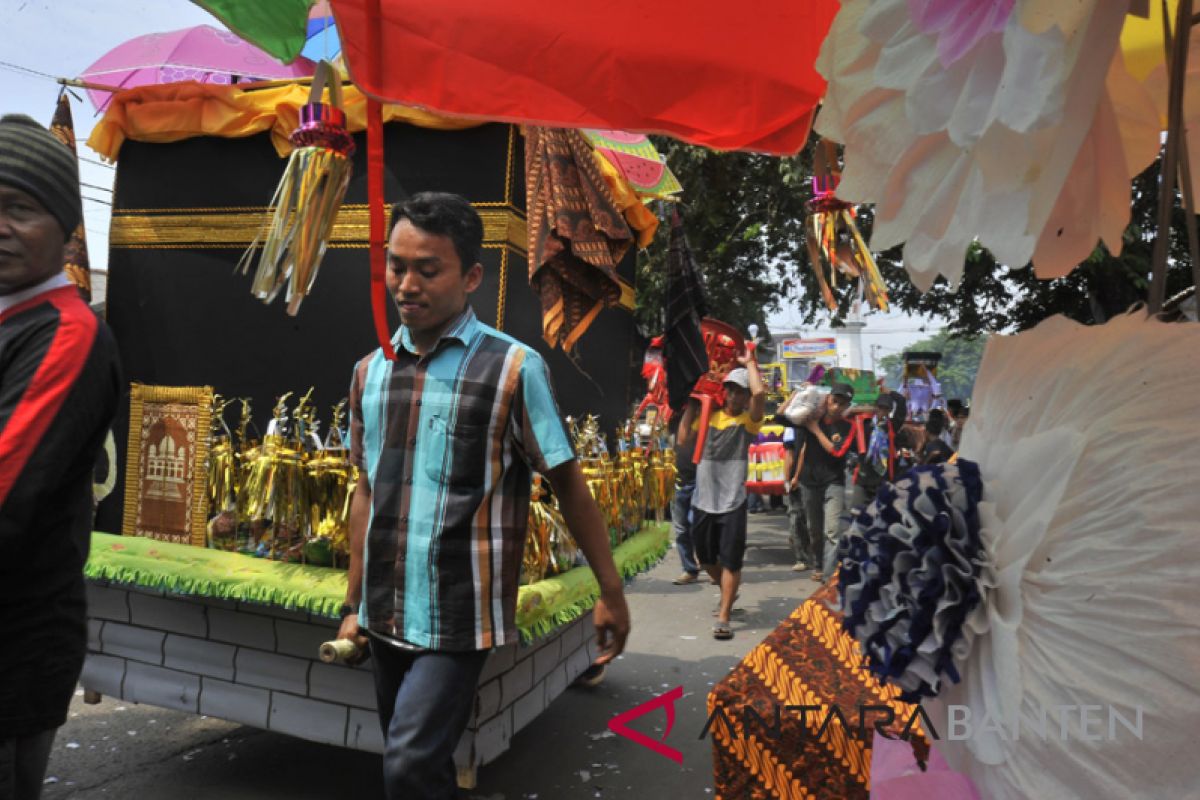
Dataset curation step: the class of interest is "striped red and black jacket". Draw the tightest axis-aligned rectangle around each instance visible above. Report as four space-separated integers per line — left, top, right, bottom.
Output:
0 275 121 737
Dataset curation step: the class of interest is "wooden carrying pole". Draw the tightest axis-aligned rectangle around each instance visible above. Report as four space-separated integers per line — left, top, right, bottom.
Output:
1150 0 1196 313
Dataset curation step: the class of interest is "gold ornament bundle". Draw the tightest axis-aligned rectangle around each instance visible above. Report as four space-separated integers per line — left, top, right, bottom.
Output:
205 394 239 551
239 60 355 316
206 390 358 566
557 414 675 555
305 400 356 564
521 475 579 585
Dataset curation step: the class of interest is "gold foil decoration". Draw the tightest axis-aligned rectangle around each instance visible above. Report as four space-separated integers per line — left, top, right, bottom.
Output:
238 61 355 316
305 400 358 566
206 394 239 550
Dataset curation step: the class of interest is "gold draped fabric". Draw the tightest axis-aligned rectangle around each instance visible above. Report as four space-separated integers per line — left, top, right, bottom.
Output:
86 82 482 161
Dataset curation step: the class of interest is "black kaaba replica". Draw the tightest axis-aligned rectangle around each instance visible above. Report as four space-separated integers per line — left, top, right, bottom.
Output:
96 96 642 533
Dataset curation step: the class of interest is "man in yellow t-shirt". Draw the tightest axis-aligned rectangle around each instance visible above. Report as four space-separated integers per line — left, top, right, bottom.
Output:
677 355 765 640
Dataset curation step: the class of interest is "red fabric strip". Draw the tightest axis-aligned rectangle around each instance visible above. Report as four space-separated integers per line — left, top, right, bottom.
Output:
365 0 395 361
0 288 98 508
887 421 896 481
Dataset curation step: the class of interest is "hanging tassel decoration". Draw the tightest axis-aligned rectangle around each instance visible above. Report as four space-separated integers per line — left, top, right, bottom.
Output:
240 60 355 316
806 139 889 313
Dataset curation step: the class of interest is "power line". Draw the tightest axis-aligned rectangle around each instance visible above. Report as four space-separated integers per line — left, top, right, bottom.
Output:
83 195 112 207
79 156 115 170
0 58 59 83
81 181 112 193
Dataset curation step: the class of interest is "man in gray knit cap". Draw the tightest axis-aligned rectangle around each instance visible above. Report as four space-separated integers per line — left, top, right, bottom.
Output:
0 113 121 800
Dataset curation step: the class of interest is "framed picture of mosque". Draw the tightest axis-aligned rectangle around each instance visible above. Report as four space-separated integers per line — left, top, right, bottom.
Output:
121 383 213 546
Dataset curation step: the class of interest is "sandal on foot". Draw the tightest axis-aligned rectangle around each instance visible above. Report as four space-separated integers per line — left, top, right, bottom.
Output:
810 571 824 582
713 622 734 640
673 572 700 585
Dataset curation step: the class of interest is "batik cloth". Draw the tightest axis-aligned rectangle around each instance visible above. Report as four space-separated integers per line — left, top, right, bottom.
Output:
525 127 632 351
708 580 929 799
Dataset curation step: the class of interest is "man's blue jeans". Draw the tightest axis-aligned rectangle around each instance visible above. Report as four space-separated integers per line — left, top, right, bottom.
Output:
370 637 490 799
672 481 699 575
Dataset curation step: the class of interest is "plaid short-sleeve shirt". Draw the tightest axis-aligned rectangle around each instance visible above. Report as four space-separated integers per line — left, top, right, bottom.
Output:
349 307 575 651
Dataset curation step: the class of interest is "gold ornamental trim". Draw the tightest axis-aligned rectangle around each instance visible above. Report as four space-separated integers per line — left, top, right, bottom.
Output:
110 204 528 253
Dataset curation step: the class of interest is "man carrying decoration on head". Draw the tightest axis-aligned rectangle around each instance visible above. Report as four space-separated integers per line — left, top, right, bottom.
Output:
677 356 765 640
337 192 630 800
0 114 122 800
800 382 854 581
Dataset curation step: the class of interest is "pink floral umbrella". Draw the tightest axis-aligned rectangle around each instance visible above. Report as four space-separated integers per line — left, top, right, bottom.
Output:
81 25 315 113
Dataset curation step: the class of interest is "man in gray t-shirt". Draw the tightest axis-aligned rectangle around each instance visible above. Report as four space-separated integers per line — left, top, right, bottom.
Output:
677 355 765 640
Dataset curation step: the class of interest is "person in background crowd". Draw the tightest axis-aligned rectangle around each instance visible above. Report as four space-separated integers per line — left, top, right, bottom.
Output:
920 409 955 465
851 392 915 511
800 383 855 581
948 399 969 448
672 398 702 585
677 357 765 640
0 114 122 800
782 426 812 573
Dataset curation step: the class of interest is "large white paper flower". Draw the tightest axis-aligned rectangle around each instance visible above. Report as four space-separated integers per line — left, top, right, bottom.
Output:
924 312 1200 799
816 0 1157 289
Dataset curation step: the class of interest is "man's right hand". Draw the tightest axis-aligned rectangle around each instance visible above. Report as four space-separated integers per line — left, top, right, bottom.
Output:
336 612 371 666
592 588 631 665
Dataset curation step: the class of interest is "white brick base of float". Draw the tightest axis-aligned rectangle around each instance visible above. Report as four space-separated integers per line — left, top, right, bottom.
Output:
82 582 598 787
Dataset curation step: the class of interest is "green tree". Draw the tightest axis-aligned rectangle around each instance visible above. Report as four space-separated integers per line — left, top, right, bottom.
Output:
634 138 817 337
636 140 1193 339
877 333 987 401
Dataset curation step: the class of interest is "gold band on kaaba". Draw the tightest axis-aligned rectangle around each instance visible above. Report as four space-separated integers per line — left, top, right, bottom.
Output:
110 204 529 252
110 204 635 313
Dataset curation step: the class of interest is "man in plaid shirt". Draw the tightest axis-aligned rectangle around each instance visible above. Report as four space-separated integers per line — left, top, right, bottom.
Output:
337 192 630 799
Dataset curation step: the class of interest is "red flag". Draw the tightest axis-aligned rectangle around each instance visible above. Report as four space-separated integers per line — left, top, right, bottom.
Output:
49 94 92 302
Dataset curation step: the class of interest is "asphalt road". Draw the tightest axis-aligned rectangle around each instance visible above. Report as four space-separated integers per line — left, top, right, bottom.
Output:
42 507 819 799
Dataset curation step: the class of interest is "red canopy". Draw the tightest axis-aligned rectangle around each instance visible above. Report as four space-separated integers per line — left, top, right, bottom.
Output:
329 0 837 155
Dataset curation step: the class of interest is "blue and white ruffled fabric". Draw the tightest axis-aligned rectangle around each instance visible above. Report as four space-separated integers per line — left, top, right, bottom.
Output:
836 460 992 703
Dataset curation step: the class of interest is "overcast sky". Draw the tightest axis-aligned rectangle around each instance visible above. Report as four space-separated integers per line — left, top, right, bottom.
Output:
2 0 945 357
